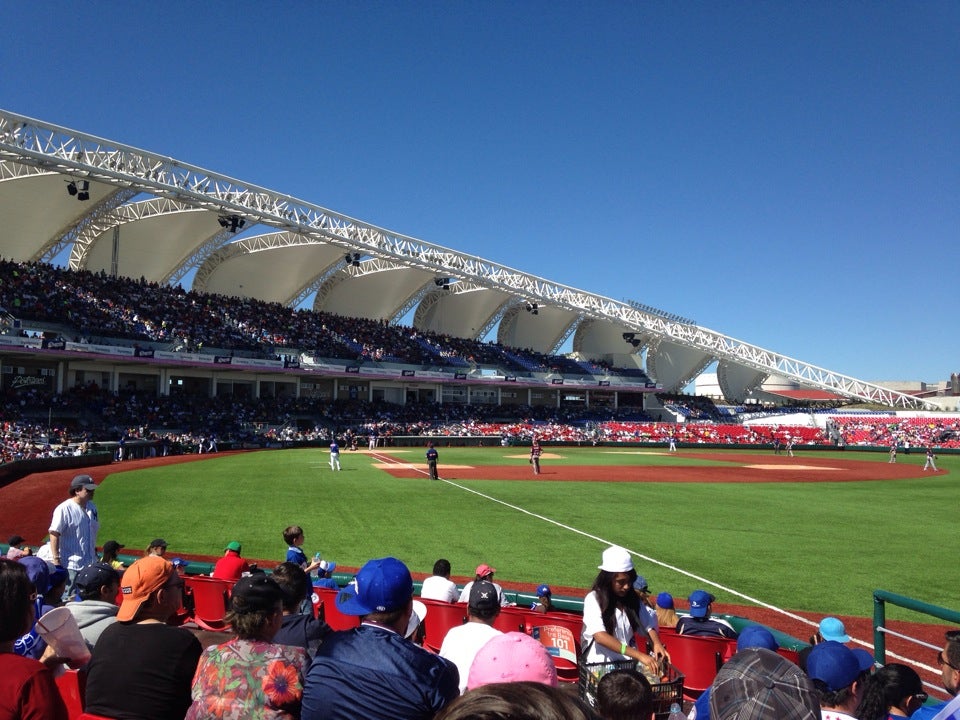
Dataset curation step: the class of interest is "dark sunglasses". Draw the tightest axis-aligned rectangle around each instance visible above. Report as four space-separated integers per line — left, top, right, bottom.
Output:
938 651 960 671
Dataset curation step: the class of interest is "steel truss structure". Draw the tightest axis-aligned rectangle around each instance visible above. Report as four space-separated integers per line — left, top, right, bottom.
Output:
0 109 931 409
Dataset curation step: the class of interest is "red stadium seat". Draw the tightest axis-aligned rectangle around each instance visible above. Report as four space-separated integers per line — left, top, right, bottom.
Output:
419 599 468 652
491 605 530 634
532 624 579 683
183 575 232 632
537 611 583 647
314 588 361 631
55 668 86 720
663 633 736 698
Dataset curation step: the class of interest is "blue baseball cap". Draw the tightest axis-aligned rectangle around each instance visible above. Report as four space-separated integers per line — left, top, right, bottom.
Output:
851 648 876 673
688 589 714 618
19 556 50 593
633 576 650 592
656 592 674 609
737 625 779 652
819 616 850 643
336 557 413 616
807 641 860 692
536 584 551 597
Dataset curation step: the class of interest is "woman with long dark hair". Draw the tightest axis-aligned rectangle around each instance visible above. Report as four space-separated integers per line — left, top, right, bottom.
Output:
580 546 662 676
0 558 68 719
855 663 925 720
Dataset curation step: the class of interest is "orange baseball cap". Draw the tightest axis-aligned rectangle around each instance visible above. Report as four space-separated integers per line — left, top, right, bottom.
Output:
117 555 174 622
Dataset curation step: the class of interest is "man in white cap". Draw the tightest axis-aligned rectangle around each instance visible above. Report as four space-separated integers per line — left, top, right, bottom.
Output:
48 474 100 599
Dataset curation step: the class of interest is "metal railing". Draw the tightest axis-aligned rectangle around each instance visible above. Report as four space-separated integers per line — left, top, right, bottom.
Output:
873 589 960 692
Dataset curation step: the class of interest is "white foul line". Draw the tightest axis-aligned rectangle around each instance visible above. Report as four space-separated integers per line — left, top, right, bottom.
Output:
362 448 935 665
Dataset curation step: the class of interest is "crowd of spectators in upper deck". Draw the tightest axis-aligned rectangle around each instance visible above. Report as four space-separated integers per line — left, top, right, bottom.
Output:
1 259 651 378
2 258 958 465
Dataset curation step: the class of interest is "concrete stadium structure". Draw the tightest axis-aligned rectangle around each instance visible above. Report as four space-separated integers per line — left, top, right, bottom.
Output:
0 109 933 410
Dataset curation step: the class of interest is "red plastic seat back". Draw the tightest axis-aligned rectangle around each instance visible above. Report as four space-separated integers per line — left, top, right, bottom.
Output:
419 599 468 652
183 575 233 631
315 588 361 631
491 605 530 634
56 668 85 720
533 624 579 683
663 633 736 696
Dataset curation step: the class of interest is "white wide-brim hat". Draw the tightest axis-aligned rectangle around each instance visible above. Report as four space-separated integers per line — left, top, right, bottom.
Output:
599 546 634 573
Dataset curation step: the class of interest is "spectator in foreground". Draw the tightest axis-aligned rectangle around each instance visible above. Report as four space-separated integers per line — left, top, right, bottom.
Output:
6 534 31 560
434 681 599 720
145 538 167 557
271 561 331 656
854 663 925 720
676 590 736 639
806 640 872 720
710 647 819 720
689 624 780 720
302 556 459 720
14 556 54 660
799 616 852 670
530 584 553 614
66 562 120 655
420 558 459 603
212 540 251 582
186 573 309 719
458 564 509 607
913 628 960 720
466 631 557 691
84 556 202 720
656 592 680 628
0 559 69 720
100 539 125 570
282 525 322 576
315 560 339 590
440 580 503 694
596 668 654 720
633 575 658 630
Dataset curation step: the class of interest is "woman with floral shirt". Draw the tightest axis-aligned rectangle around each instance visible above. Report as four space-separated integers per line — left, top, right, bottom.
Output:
187 574 309 719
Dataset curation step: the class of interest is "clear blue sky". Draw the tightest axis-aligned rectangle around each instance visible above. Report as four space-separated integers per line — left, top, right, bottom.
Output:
3 2 957 382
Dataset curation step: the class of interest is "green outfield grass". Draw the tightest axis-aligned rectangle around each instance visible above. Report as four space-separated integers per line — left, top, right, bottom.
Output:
94 446 957 621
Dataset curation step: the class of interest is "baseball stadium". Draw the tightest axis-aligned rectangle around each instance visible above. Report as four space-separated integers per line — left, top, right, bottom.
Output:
1 110 958 715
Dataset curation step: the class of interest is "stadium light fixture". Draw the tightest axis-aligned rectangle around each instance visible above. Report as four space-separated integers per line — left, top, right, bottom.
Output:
434 277 451 290
345 252 361 267
525 302 539 315
76 181 90 201
66 180 78 196
218 215 246 233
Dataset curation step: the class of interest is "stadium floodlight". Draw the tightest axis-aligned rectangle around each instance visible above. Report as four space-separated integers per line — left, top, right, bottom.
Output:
218 215 245 232
525 302 539 315
434 277 451 289
623 332 636 342
76 181 90 201
345 252 361 267
66 180 78 196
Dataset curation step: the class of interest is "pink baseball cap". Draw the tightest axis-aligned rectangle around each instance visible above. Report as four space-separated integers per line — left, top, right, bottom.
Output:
467 632 558 690
475 563 496 577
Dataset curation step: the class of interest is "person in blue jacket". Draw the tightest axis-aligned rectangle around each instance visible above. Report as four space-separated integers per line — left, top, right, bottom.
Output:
301 557 459 720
